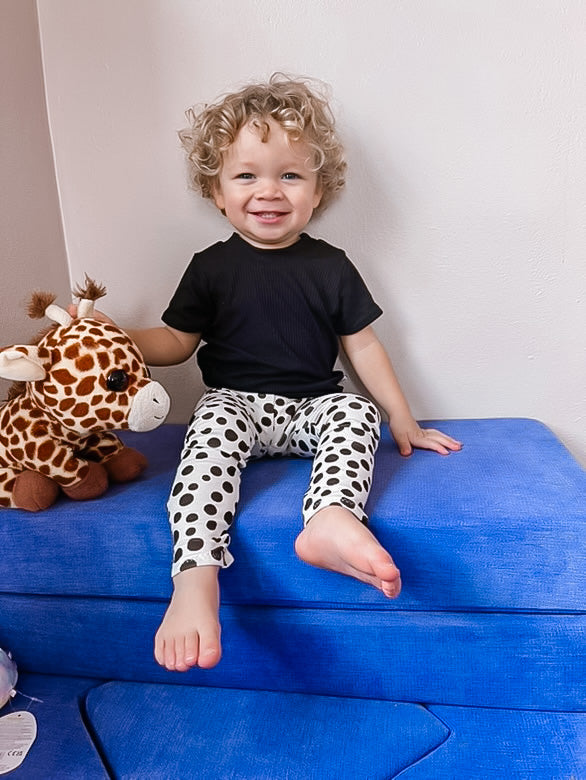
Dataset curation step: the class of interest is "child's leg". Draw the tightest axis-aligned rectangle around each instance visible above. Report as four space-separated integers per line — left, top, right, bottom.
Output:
288 394 402 598
168 389 258 574
156 389 259 671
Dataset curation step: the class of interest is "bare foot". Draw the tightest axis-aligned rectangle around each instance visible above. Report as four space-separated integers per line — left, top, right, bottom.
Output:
295 506 402 598
154 565 222 672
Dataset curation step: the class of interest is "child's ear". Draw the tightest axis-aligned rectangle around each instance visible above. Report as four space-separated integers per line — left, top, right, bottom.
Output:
313 180 324 210
211 181 225 212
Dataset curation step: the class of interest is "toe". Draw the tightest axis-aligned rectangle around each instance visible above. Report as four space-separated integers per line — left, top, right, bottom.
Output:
184 632 200 669
165 640 178 671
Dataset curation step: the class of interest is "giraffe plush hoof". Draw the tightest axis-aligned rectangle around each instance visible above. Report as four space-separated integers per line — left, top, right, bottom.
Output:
104 447 148 483
13 471 60 512
62 461 108 501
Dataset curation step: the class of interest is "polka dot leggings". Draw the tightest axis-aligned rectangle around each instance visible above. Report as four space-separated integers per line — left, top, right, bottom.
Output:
168 388 381 576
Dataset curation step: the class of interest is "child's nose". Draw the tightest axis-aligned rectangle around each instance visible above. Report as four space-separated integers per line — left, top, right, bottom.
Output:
256 178 283 199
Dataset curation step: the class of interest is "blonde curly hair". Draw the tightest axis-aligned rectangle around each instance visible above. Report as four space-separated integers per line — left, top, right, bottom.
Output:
178 74 346 215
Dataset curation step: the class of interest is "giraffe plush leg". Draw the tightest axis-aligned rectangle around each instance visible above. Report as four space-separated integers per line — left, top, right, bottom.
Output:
103 446 148 483
62 461 108 500
13 471 60 512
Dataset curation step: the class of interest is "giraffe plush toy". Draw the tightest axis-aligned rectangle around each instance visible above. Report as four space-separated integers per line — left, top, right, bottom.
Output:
0 278 170 511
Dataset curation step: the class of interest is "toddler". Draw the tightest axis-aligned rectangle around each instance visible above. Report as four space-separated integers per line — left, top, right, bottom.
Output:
120 74 461 672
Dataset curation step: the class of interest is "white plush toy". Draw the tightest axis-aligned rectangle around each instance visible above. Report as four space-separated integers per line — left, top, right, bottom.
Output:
0 648 17 709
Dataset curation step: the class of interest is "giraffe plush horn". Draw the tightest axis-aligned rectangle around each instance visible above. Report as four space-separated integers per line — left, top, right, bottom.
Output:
73 276 107 319
45 304 73 328
77 298 95 318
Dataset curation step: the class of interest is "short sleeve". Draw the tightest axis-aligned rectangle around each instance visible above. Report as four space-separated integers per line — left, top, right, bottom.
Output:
333 256 383 335
161 256 214 334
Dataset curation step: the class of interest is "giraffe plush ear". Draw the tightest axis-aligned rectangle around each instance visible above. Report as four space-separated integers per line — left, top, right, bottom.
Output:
0 346 47 382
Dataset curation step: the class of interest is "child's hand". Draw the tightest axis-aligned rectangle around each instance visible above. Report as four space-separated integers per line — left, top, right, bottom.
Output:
389 416 462 457
67 304 116 325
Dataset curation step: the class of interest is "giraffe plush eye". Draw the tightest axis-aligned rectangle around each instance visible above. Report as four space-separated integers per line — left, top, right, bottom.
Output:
106 370 130 392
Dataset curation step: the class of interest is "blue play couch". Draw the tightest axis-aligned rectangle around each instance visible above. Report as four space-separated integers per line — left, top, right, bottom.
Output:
1 418 584 778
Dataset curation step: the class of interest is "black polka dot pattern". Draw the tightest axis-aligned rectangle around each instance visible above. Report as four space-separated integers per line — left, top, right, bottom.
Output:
168 388 381 576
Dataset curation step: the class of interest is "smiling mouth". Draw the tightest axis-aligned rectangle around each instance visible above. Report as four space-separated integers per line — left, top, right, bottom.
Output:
251 211 288 220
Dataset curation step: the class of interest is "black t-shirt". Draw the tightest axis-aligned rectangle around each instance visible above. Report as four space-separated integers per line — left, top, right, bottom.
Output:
162 232 382 397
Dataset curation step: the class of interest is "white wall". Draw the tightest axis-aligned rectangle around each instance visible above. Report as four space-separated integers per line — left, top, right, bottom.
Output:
0 0 70 403
36 0 586 465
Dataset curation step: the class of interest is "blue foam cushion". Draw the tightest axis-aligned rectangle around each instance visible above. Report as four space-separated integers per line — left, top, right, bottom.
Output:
2 596 584 709
85 682 449 779
398 705 586 778
1 419 584 614
3 674 108 779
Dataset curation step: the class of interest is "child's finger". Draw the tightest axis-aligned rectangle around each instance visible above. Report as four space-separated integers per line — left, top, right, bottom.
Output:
393 431 413 457
416 429 462 454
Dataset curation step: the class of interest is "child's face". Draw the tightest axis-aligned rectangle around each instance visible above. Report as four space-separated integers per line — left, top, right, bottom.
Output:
212 118 322 250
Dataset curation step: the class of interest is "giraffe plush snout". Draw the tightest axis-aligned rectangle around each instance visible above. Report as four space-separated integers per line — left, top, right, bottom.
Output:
127 381 171 432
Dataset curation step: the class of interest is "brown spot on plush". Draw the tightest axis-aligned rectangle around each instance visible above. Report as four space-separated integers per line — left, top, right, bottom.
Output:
37 345 52 360
97 352 110 370
0 497 10 507
12 448 24 461
44 384 58 395
81 418 98 429
13 417 28 431
9 434 19 446
64 343 80 360
25 442 36 459
39 463 52 475
96 409 111 421
29 408 43 418
71 403 89 418
53 449 65 468
31 420 48 438
77 376 96 395
52 368 77 385
44 395 59 407
112 411 124 423
76 355 94 373
90 394 104 406
59 398 75 411
38 440 56 461
63 457 78 473
102 324 122 336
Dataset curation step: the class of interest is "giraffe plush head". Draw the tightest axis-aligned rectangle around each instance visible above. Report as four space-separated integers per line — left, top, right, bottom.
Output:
0 278 170 511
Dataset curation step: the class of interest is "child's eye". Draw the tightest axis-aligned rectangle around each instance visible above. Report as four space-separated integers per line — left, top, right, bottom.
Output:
282 172 300 180
236 173 255 180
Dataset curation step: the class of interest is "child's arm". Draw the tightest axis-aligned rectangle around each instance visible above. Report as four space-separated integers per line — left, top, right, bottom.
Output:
126 326 200 366
67 304 200 366
340 326 462 456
